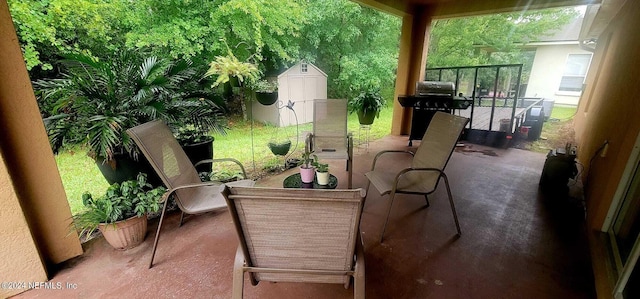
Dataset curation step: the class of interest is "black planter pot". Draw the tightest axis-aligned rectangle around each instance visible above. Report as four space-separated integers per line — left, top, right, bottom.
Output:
256 92 278 105
181 137 214 173
95 154 162 186
357 109 377 125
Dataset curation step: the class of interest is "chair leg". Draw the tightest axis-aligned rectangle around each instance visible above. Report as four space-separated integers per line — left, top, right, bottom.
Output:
353 240 366 299
380 191 397 243
149 199 170 268
347 160 353 189
232 246 245 299
179 211 185 227
424 195 430 207
442 174 462 236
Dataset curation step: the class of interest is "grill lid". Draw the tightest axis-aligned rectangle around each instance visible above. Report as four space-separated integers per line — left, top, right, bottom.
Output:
415 81 455 97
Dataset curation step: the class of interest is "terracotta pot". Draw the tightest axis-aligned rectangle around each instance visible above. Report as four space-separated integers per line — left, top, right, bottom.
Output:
299 166 316 183
98 215 148 250
316 171 330 185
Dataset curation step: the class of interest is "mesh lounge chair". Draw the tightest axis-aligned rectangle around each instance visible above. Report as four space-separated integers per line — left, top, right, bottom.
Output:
307 99 354 188
127 120 255 268
364 112 469 242
221 186 366 299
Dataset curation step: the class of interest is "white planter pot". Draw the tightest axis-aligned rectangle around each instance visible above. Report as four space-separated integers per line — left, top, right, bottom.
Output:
316 171 330 185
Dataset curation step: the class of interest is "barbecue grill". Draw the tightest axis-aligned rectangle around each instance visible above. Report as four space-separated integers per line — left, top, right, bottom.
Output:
398 81 472 146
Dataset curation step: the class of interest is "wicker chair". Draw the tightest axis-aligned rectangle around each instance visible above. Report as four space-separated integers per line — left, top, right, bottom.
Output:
365 112 469 242
126 120 255 268
221 186 366 298
307 99 354 188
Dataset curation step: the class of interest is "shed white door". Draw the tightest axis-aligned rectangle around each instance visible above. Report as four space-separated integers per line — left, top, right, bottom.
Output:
283 76 319 126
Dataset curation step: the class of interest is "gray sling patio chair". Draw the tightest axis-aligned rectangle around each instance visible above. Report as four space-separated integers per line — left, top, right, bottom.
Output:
221 186 366 299
306 99 354 188
364 111 469 242
127 120 255 268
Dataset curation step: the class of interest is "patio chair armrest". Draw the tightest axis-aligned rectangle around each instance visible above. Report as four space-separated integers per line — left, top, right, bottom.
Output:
195 158 249 179
160 180 222 203
370 150 415 171
393 167 445 185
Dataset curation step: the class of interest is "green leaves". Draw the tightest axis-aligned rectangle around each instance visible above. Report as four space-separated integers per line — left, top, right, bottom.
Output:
72 173 165 237
427 8 579 68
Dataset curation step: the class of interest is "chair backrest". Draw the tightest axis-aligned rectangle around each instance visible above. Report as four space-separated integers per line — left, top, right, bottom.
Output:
126 120 201 210
222 186 365 284
410 112 469 187
312 99 348 152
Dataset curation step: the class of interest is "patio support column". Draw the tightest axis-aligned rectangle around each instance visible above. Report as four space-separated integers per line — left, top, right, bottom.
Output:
391 5 434 135
0 0 82 282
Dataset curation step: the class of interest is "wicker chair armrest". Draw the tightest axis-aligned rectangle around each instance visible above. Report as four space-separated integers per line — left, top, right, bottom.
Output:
195 158 249 179
370 150 415 171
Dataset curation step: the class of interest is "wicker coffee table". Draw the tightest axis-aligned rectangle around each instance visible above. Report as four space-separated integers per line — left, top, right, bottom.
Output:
282 173 338 189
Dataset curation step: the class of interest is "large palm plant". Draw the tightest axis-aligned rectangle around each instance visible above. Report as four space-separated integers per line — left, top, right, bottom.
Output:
34 53 226 162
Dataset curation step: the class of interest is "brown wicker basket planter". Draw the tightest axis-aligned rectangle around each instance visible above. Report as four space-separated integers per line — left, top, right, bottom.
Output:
98 215 148 250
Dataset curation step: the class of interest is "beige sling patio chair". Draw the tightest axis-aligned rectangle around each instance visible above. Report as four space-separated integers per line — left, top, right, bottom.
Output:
364 111 469 242
307 99 354 188
221 186 366 299
126 120 255 268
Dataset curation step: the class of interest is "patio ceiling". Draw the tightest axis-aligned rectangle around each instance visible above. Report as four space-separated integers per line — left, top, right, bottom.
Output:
354 0 600 17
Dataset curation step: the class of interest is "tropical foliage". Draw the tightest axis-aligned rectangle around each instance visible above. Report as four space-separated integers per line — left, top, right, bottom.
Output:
33 52 226 160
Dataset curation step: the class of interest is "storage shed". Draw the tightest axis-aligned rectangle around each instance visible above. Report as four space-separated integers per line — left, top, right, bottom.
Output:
250 62 327 127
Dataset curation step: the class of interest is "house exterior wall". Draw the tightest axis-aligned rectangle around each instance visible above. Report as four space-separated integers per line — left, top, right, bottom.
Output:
574 0 640 233
0 0 83 281
526 43 592 106
0 153 48 298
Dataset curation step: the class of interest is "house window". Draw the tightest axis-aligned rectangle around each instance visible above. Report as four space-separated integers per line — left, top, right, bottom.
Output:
301 63 308 73
559 54 592 92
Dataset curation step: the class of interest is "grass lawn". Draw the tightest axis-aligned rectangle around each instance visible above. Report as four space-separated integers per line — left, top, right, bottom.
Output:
528 105 577 153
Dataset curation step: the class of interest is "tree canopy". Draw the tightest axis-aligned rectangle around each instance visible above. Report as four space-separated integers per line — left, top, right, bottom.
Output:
9 0 578 104
427 8 578 68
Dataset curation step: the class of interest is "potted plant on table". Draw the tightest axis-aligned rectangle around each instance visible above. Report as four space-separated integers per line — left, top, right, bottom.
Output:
72 173 166 250
348 88 386 125
312 155 330 185
299 148 315 184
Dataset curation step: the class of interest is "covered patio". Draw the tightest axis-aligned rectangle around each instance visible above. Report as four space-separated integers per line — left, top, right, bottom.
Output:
15 136 594 298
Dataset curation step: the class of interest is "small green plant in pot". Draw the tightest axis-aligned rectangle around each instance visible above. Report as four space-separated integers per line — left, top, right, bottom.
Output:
72 173 166 250
348 88 386 125
312 155 330 185
299 146 315 183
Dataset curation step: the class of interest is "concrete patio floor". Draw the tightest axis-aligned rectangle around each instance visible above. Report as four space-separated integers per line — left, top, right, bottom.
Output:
15 135 595 299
